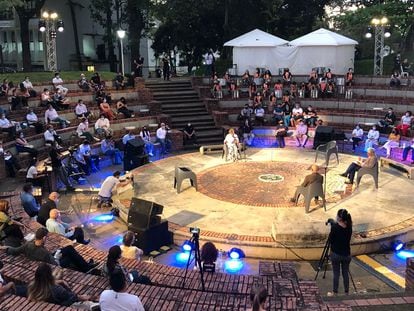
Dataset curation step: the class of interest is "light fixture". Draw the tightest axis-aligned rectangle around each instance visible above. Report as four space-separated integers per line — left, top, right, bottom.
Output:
228 248 245 260
182 240 193 252
57 20 64 32
50 31 57 39
365 32 372 39
392 240 405 252
50 12 58 20
38 20 46 32
371 18 380 25
380 17 388 25
384 29 391 38
117 29 126 39
42 11 49 19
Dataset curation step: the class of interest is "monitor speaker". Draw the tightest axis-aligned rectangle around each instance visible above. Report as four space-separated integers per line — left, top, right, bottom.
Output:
130 221 173 254
128 198 163 230
313 126 334 149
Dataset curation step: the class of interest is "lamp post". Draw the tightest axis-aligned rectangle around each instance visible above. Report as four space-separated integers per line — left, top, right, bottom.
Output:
117 29 126 76
366 17 390 76
39 11 64 71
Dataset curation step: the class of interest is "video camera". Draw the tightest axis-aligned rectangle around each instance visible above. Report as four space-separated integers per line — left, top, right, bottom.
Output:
325 218 336 226
189 227 200 235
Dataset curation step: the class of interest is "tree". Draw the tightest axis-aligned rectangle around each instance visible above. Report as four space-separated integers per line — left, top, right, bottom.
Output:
14 0 46 71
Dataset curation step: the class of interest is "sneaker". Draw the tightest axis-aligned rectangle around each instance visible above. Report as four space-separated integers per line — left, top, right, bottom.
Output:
327 292 337 297
339 173 347 178
82 239 90 245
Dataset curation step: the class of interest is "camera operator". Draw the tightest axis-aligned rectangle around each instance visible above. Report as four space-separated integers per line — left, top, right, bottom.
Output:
327 209 353 296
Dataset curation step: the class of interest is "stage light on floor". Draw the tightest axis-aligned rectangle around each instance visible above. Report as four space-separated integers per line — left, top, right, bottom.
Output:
91 213 114 223
182 240 193 252
224 259 244 273
175 252 191 264
228 248 245 260
396 250 414 260
392 240 405 252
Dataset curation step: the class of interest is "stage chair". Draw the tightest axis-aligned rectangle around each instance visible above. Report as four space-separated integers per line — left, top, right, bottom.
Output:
174 167 198 194
294 182 326 213
315 140 339 167
356 161 379 189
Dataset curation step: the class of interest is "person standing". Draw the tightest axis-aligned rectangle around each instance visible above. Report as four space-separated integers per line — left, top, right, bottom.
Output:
156 123 170 154
204 50 214 77
49 143 75 192
328 209 353 296
162 54 170 81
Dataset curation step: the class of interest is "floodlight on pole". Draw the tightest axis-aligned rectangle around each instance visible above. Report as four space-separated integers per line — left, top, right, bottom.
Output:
117 29 126 76
367 16 390 76
40 10 64 71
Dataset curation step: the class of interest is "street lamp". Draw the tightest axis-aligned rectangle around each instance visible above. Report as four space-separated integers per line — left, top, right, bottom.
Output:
39 10 64 71
365 16 390 76
117 29 126 76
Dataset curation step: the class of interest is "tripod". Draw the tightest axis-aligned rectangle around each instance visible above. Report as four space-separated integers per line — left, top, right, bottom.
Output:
315 236 357 293
182 232 205 291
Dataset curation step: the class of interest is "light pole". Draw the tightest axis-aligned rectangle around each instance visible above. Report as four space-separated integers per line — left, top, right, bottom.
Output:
39 11 64 71
117 29 126 76
365 17 390 76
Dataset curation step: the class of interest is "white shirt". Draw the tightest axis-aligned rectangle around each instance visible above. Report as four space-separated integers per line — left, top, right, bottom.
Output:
292 107 303 115
224 133 238 146
98 176 120 198
296 124 308 136
120 245 143 260
95 118 110 129
99 290 144 311
401 115 412 126
52 77 64 85
122 134 135 145
45 109 59 122
156 127 167 139
75 104 88 115
76 122 89 136
0 118 11 128
352 128 363 138
22 80 33 89
367 129 379 140
255 108 265 117
79 143 91 156
26 112 38 122
44 130 55 142
26 166 38 179
205 53 213 65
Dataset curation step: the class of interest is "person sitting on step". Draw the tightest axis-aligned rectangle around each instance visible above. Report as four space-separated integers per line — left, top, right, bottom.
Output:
381 128 400 158
294 119 308 148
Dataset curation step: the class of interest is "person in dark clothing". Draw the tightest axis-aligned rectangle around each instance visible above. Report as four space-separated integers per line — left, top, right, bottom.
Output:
377 107 396 130
327 209 353 296
275 120 288 148
49 143 74 191
183 123 196 145
0 260 27 298
162 54 170 81
37 192 59 226
20 183 40 218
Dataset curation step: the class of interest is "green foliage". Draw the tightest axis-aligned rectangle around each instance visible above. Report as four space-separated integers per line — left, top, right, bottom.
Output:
0 0 22 10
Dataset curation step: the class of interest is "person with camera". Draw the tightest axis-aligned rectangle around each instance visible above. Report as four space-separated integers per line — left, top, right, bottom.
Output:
327 209 353 296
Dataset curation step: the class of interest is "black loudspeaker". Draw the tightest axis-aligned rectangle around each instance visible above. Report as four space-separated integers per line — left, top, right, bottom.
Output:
131 221 173 255
123 154 148 171
125 138 145 156
313 126 335 149
128 198 164 230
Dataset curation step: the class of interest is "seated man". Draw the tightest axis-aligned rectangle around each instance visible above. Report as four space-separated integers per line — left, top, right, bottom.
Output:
275 120 287 148
1 227 96 273
52 88 71 110
76 118 98 143
46 209 89 245
291 164 324 211
52 72 68 95
402 138 414 164
0 142 21 177
44 104 70 128
44 124 63 147
273 103 284 124
364 125 379 151
303 105 318 127
114 72 126 90
74 99 90 118
294 119 308 148
240 104 253 122
0 113 17 138
37 192 60 226
350 124 364 152
97 171 130 208
183 123 196 145
21 76 37 97
78 73 90 91
345 68 353 86
78 140 100 173
377 107 396 130
290 103 304 127
101 136 122 164
340 148 378 185
122 130 135 145
26 108 43 134
95 114 112 137
20 183 40 219
254 105 265 126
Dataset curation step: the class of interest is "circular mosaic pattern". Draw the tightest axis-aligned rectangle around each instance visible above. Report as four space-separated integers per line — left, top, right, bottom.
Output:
258 174 284 183
198 161 340 207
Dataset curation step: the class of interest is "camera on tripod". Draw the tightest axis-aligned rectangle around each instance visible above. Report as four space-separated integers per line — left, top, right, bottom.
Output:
189 227 200 235
325 218 336 226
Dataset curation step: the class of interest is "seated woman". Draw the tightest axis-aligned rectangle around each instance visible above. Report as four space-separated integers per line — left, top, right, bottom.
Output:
282 68 292 86
0 113 17 138
381 128 400 158
95 114 112 137
224 128 240 162
350 124 364 152
324 68 334 83
15 132 38 157
364 125 380 151
290 103 304 127
120 231 144 261
273 80 283 98
345 68 353 86
253 92 263 108
318 78 327 96
26 157 46 187
303 105 318 127
396 111 413 137
99 98 115 120
326 82 335 98
28 263 97 307
230 79 238 99
76 118 96 143
212 80 223 99
241 70 251 88
200 241 218 272
248 82 257 99
0 79 10 97
294 119 308 148
389 72 401 87
26 109 43 134
290 82 298 98
103 245 150 284
340 148 377 184
116 97 134 118
308 69 318 85
52 89 71 110
0 200 25 247
263 70 272 83
248 284 268 311
40 88 54 107
74 99 90 119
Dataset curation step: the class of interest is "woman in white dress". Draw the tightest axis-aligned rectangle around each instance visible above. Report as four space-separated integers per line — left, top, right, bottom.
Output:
224 128 239 162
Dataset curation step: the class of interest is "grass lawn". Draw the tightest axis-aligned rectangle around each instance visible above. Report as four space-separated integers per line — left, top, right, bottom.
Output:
0 71 117 84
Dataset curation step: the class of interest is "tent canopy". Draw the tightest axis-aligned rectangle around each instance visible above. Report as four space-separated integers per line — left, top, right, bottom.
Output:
289 28 358 46
224 29 288 47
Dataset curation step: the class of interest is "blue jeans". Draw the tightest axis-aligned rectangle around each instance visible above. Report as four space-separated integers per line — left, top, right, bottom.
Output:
156 138 170 154
283 115 291 127
331 252 351 293
402 146 414 161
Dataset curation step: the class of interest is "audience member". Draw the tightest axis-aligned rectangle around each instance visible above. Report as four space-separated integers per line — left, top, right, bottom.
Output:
340 148 377 184
248 284 267 311
99 268 145 311
396 111 413 137
238 119 254 146
78 73 90 92
46 209 89 245
294 119 308 148
52 88 71 110
26 108 44 133
76 118 97 143
122 130 135 145
95 114 112 137
282 68 292 86
183 123 197 145
402 138 414 164
273 103 284 124
74 99 90 118
212 80 223 99
101 136 122 164
116 97 134 118
49 145 75 191
381 128 400 158
37 192 59 226
114 72 125 90
308 69 318 85
275 120 288 148
44 105 70 127
324 68 334 83
0 79 10 97
156 123 171 154
91 72 105 91
21 76 37 97
377 107 396 130
40 88 54 107
97 171 129 208
303 105 318 127
364 125 379 151
139 126 154 156
52 73 68 95
20 183 40 219
254 105 265 126
78 140 100 173
26 157 46 187
345 68 353 86
120 231 143 261
44 125 63 147
0 199 25 247
15 131 38 157
290 103 303 127
0 259 26 298
0 113 17 137
290 164 324 209
240 104 253 122
350 124 364 152
99 98 115 120
0 141 21 177
28 263 97 307
389 72 401 87
224 128 239 161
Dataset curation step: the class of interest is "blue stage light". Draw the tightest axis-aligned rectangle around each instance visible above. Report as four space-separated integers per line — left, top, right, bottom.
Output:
228 248 245 260
175 252 190 264
91 213 114 222
182 240 193 252
396 250 414 260
392 240 405 252
224 259 244 273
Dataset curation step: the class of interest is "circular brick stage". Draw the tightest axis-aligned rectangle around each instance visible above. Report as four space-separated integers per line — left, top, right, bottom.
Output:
114 148 414 260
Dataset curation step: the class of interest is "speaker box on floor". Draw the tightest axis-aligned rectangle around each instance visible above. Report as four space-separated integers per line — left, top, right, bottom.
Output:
130 221 173 255
128 197 164 230
313 126 334 149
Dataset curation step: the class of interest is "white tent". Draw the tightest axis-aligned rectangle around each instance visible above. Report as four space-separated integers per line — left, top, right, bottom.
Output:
224 28 358 76
224 29 288 75
287 28 358 75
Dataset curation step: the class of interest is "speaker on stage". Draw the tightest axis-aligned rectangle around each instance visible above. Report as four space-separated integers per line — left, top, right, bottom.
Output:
128 197 164 230
124 138 148 171
313 126 334 149
131 221 173 255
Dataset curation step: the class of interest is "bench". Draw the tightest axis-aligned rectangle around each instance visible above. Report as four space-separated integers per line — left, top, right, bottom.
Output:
199 144 223 155
380 156 414 179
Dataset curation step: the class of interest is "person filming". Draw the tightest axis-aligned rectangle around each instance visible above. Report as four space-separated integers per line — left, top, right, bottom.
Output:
328 209 353 296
